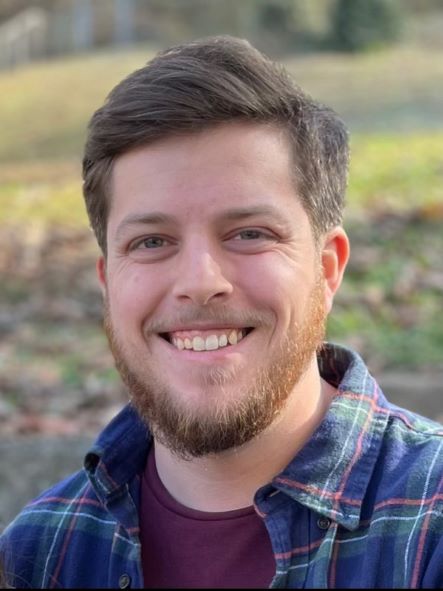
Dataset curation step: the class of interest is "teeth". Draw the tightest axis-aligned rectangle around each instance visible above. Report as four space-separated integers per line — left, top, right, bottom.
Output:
192 336 205 351
228 330 238 346
170 329 246 351
218 334 228 347
205 335 219 350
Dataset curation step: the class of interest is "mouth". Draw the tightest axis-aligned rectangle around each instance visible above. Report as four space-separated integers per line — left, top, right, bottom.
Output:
159 327 254 352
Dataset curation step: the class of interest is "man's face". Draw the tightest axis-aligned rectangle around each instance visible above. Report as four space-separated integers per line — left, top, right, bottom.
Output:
99 123 331 458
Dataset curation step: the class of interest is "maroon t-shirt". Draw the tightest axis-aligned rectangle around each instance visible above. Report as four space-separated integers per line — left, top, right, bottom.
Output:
140 448 275 588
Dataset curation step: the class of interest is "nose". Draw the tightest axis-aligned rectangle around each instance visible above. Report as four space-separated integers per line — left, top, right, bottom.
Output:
172 245 234 306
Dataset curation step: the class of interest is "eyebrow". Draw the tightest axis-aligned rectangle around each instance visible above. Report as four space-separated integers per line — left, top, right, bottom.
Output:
114 205 289 241
218 205 289 225
114 212 177 241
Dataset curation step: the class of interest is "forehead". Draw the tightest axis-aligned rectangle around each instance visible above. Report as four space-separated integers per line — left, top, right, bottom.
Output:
109 122 301 223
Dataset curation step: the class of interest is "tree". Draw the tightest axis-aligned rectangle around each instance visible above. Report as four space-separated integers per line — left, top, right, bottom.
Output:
331 0 403 52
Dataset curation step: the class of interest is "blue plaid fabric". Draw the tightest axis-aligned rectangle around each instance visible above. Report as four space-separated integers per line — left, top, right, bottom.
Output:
1 344 442 588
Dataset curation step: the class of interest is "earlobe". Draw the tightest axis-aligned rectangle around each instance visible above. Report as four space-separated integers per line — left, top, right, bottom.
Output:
321 227 350 313
96 256 107 297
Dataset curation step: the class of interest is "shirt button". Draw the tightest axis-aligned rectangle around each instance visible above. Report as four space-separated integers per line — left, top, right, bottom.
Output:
119 573 131 589
317 516 331 530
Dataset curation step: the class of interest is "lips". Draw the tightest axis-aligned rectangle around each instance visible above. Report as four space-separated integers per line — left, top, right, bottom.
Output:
161 327 253 351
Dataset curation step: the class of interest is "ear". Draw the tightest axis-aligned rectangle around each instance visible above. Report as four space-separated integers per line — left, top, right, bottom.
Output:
96 256 107 297
321 226 350 314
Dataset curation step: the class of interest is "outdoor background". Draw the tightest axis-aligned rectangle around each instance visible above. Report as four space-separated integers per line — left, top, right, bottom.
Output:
0 0 442 530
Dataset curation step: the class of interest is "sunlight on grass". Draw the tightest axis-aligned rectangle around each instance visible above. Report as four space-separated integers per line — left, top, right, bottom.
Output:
0 179 87 227
0 47 156 162
348 132 443 210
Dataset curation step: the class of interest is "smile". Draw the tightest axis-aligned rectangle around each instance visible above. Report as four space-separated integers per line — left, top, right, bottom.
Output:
161 328 253 352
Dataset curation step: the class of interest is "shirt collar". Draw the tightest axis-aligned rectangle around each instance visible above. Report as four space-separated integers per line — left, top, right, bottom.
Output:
273 343 390 531
84 403 151 509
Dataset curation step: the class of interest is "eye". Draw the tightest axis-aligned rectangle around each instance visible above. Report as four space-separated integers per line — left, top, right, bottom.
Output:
126 234 177 261
225 227 278 253
233 229 266 240
231 227 277 242
140 236 166 249
129 235 170 250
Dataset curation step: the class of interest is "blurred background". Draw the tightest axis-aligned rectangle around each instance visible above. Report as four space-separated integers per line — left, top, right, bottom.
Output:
0 0 442 529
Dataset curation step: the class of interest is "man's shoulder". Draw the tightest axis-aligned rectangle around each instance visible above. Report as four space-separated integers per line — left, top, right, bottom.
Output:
1 467 109 543
0 468 120 588
355 400 443 560
322 342 443 460
380 404 443 488
384 403 443 453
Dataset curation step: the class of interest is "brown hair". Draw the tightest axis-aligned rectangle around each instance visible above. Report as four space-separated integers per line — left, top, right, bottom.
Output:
83 35 349 254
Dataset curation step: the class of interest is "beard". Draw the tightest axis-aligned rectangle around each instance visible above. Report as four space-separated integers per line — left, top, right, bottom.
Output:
104 276 327 460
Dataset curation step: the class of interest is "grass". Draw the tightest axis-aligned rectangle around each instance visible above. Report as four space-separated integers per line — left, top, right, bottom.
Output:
348 132 443 211
0 47 156 163
327 214 443 371
0 178 87 227
285 45 443 132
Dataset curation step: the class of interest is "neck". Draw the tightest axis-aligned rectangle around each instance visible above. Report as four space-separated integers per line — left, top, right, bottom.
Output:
154 358 335 512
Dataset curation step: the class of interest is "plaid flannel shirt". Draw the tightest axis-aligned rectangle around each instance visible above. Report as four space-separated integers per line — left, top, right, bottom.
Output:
1 343 442 589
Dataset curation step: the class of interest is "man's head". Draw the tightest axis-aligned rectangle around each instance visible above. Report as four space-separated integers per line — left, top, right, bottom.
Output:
84 36 350 458
83 35 349 256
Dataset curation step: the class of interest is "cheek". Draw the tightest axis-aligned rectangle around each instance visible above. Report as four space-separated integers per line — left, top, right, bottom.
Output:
236 256 314 318
244 253 324 334
107 269 160 323
249 252 314 289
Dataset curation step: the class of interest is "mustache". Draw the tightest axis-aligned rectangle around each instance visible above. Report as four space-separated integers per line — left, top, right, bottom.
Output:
143 305 275 333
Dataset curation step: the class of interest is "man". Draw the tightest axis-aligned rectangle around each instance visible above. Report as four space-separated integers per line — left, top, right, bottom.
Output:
1 35 442 589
